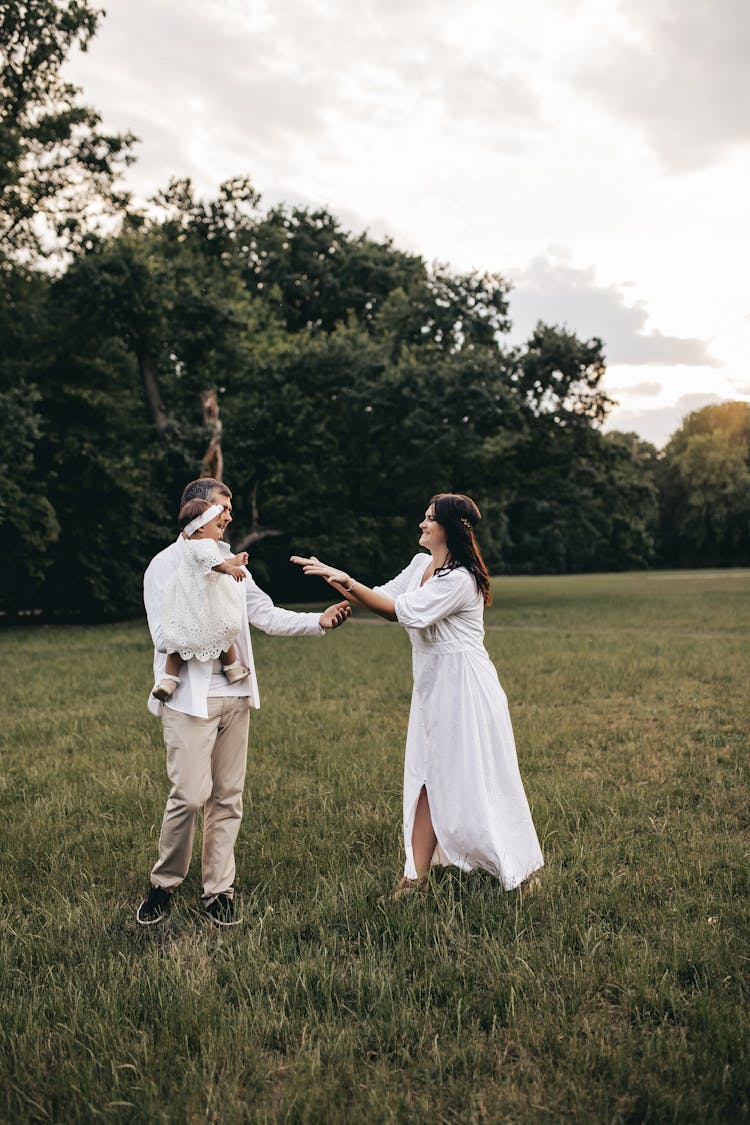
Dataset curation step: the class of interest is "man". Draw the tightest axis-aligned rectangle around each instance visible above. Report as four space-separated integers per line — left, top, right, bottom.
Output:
137 477 350 927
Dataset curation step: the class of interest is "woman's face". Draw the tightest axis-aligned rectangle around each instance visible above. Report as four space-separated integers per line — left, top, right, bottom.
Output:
418 504 447 554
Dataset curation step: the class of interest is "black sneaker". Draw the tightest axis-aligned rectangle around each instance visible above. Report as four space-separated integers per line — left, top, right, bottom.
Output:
136 885 172 925
204 893 240 926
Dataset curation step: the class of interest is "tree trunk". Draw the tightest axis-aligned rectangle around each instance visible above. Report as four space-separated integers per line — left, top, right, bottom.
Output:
139 349 168 438
235 481 285 550
200 388 223 481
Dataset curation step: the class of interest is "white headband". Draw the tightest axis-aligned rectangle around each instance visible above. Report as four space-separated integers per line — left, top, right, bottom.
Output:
183 503 224 538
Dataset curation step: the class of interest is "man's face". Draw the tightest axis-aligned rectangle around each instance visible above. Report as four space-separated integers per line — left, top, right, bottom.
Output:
209 490 233 537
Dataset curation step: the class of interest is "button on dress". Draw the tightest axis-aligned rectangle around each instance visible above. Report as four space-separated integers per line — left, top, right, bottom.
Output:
374 554 544 890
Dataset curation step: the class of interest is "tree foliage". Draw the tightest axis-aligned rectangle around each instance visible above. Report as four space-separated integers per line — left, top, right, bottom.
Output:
2 165 741 618
0 266 59 605
1 6 740 620
7 173 662 617
657 402 750 566
0 0 135 266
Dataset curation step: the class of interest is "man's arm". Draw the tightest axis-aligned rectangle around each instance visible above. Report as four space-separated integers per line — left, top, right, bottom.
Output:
244 572 350 634
143 557 168 651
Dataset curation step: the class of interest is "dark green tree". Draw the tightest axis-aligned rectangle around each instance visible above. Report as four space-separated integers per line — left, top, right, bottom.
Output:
657 401 750 566
601 430 660 567
241 202 425 335
512 322 612 426
126 178 522 591
221 320 525 593
0 0 136 613
500 326 656 572
0 0 135 266
2 140 673 618
29 204 286 617
0 266 60 613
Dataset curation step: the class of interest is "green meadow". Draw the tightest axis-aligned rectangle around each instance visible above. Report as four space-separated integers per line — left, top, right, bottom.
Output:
0 571 748 1123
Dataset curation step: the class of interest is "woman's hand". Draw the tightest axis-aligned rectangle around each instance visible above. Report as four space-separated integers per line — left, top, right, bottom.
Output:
292 554 397 623
290 555 351 587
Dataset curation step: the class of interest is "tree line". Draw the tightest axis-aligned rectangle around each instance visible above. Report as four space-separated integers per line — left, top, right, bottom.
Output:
1 1 748 621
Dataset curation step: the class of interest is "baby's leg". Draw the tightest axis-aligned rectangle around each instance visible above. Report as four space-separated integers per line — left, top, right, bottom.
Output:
153 652 183 702
220 645 250 684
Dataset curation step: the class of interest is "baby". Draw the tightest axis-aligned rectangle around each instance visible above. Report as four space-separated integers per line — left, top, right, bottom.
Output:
152 499 251 701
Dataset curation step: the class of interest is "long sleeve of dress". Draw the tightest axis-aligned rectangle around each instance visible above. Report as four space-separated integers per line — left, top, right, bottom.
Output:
395 567 476 629
373 554 427 600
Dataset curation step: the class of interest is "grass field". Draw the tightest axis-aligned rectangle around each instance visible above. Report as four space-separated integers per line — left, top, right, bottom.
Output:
0 570 748 1123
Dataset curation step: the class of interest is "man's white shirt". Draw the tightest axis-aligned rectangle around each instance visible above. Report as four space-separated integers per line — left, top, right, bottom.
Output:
144 537 324 718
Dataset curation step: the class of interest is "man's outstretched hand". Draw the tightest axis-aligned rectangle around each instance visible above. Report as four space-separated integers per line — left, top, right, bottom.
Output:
319 601 352 630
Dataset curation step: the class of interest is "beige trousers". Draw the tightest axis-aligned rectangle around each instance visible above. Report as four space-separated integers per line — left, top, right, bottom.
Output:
151 696 251 906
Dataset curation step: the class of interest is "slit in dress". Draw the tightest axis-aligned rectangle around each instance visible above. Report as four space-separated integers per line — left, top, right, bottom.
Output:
406 782 449 873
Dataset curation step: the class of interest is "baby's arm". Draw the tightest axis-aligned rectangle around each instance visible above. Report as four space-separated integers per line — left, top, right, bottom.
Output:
213 552 249 583
225 552 249 568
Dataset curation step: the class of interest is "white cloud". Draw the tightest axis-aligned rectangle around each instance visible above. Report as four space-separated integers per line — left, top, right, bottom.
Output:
507 250 720 367
608 380 663 398
578 0 750 171
604 392 728 448
67 0 552 201
61 0 746 439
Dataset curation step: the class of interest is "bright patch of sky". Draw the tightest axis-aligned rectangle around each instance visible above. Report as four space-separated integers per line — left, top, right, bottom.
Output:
66 0 750 447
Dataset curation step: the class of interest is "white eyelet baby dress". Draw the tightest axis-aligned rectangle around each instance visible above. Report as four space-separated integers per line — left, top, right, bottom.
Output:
161 538 244 661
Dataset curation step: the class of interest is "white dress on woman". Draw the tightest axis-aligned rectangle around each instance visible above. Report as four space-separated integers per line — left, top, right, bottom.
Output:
374 553 544 890
160 538 244 662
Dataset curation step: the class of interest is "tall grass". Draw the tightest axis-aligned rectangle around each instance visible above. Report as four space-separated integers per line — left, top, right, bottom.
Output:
0 571 748 1123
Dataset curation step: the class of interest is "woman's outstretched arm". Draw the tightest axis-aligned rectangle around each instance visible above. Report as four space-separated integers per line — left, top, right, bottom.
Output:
290 556 397 622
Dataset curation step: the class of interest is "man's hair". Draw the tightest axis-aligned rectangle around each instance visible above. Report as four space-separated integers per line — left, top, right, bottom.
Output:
179 478 231 510
178 498 212 533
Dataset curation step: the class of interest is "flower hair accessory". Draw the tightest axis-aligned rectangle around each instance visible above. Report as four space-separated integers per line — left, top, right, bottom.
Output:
460 517 472 529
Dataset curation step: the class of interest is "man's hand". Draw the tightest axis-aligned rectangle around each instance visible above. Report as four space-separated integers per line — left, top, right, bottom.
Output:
319 601 352 630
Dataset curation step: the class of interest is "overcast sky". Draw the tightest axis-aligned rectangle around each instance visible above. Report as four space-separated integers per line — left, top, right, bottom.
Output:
66 0 750 446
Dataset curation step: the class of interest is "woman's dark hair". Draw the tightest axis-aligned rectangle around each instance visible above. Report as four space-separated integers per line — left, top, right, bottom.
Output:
177 498 212 533
430 493 492 606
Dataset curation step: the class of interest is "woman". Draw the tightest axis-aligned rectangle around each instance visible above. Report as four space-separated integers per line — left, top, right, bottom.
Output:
291 493 544 899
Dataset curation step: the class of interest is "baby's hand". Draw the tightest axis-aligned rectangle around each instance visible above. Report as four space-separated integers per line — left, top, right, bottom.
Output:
223 552 249 569
224 564 246 582
216 561 247 582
